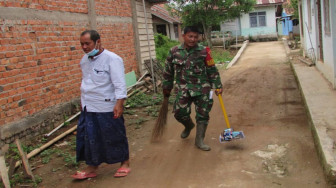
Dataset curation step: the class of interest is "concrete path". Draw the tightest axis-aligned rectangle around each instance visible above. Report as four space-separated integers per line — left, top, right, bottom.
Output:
291 58 336 185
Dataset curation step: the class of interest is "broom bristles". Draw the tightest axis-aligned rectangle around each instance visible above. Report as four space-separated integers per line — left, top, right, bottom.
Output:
151 97 169 142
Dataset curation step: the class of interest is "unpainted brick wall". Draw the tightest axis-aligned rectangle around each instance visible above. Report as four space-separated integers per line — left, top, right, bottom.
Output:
95 0 132 17
0 1 138 130
0 19 86 126
0 0 88 13
99 23 137 73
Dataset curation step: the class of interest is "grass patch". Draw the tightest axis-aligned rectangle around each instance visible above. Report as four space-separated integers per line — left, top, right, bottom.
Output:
211 48 234 64
126 93 163 108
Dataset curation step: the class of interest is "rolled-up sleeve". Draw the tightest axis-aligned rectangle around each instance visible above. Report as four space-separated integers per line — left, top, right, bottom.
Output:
109 56 127 99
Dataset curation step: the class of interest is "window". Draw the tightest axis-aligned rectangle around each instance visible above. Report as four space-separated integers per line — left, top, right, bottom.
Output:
249 12 266 27
323 0 330 35
307 0 312 31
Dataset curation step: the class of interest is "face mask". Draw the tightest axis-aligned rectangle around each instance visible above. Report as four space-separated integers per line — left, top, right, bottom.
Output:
87 42 99 56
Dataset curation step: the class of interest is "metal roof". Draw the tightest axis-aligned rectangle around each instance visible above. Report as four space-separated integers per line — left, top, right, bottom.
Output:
151 5 181 24
147 0 168 3
255 0 286 6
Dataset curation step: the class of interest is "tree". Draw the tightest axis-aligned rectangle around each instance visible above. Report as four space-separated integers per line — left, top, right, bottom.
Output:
168 0 255 47
284 0 299 19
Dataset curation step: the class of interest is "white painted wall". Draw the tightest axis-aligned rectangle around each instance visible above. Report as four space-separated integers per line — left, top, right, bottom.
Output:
302 0 318 60
240 6 277 37
220 18 241 36
319 0 334 79
169 23 177 40
331 0 336 87
302 0 336 88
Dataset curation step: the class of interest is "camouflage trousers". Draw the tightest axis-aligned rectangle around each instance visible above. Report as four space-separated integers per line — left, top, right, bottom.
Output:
173 90 213 125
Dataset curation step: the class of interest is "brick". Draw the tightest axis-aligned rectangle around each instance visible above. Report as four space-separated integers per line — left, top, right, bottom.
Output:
6 109 15 117
13 95 22 101
16 107 23 113
7 97 13 103
5 52 15 58
0 98 6 106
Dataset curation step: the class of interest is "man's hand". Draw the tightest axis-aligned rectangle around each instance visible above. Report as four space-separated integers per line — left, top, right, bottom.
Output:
215 88 223 96
113 99 125 119
163 89 172 98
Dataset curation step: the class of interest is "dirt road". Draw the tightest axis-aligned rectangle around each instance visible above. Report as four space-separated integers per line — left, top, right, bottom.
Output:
61 41 328 188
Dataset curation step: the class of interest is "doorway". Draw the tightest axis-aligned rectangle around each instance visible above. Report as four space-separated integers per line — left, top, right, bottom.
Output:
156 24 167 36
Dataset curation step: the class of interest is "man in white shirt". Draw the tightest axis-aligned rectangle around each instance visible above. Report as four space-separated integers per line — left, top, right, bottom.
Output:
72 30 130 179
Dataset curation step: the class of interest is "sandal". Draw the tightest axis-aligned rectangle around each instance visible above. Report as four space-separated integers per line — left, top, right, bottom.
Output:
114 167 131 178
71 171 97 180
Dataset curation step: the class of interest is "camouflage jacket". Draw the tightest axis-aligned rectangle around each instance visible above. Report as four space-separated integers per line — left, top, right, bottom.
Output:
162 44 222 97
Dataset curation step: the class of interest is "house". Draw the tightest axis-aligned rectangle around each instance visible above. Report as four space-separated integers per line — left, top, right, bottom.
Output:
220 0 285 39
277 1 300 38
151 4 182 41
298 0 336 88
0 0 167 146
277 11 294 37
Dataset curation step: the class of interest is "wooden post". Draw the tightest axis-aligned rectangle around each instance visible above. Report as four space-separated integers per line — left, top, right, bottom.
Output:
0 152 11 188
15 125 77 169
15 139 35 182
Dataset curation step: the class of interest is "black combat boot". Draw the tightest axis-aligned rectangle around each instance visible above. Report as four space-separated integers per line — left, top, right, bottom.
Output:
195 123 211 151
180 119 195 139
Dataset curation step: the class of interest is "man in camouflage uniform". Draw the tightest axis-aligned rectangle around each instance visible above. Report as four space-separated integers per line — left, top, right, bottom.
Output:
162 26 223 151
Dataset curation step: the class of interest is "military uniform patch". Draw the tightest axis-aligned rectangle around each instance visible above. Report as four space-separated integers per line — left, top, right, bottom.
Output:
205 47 215 67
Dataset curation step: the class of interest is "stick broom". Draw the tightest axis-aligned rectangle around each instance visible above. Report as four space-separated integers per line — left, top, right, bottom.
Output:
151 97 169 141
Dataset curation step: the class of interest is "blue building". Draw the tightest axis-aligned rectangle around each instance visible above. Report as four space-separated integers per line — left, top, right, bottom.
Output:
281 12 293 36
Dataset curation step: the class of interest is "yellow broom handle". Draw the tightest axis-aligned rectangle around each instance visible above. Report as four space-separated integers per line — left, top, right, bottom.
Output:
217 93 231 129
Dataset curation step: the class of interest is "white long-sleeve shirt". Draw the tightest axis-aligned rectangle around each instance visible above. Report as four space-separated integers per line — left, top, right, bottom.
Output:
80 49 127 112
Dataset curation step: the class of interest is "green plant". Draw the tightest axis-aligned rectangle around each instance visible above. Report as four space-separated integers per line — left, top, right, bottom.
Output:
54 150 78 167
33 175 43 186
135 118 147 125
69 137 76 151
42 157 50 164
62 152 78 167
8 144 20 160
10 173 23 186
248 35 255 42
41 137 48 143
126 93 163 108
40 148 55 157
168 94 176 104
145 106 159 117
63 114 70 126
211 49 234 64
52 167 62 172
154 33 180 64
40 148 57 164
124 109 137 115
199 41 208 46
7 143 37 161
9 172 42 187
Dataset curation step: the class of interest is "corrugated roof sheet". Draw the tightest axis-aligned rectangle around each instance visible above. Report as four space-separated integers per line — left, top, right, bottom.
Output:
147 0 168 3
151 5 181 24
256 0 286 6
